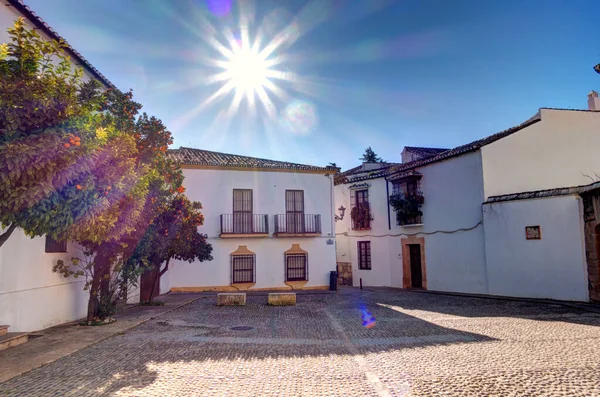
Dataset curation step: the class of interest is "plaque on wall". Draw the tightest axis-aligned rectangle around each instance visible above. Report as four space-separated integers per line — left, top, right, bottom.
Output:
525 226 541 240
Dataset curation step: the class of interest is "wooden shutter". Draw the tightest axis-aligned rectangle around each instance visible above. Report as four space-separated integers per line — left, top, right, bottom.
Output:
285 190 304 233
233 189 252 234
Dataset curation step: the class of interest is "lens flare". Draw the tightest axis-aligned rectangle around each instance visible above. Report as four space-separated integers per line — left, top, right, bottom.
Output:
280 99 318 136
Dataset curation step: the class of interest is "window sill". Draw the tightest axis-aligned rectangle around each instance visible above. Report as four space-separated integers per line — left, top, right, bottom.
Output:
399 223 423 228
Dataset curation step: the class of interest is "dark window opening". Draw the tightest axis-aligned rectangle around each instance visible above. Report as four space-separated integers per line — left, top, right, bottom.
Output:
285 190 305 233
45 236 67 253
232 254 255 283
233 189 253 234
358 241 371 270
285 253 308 281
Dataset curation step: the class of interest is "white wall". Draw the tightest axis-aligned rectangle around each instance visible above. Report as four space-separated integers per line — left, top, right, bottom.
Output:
482 109 600 199
169 168 337 289
0 230 88 332
483 195 588 301
335 151 488 293
0 4 97 84
0 5 109 332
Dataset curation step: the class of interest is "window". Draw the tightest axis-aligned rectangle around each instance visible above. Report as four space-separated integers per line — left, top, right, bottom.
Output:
231 254 255 283
285 253 308 281
358 241 371 270
45 236 67 253
355 189 369 207
351 189 371 230
233 189 253 234
285 190 305 233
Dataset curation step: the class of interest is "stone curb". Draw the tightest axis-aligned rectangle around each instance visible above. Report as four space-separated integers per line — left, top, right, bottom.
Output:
402 288 600 314
0 296 201 384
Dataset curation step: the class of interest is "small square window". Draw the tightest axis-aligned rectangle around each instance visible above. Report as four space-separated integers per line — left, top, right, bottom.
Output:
45 236 67 253
525 226 541 240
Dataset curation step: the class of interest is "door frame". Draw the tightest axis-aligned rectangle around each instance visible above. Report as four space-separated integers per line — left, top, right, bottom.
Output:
401 236 427 289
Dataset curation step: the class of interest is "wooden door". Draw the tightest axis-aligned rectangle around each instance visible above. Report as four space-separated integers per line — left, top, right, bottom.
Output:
233 189 252 234
409 244 422 289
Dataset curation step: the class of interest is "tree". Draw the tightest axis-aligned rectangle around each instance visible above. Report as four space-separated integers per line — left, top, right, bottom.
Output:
127 193 213 303
0 17 103 246
360 146 383 163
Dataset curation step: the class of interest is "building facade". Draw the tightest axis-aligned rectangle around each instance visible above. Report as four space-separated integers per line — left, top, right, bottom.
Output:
0 1 114 332
166 147 338 292
335 102 600 302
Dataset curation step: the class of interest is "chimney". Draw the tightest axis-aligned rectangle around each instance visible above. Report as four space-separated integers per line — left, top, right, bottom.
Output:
588 90 600 111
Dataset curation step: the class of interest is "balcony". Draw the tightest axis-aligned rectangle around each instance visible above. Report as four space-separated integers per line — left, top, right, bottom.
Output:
274 214 321 236
220 214 269 238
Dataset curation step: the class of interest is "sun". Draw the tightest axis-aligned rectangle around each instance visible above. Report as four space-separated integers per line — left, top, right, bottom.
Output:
223 46 270 94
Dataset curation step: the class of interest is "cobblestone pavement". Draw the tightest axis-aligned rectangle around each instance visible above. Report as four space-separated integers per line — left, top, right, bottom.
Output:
1 288 600 396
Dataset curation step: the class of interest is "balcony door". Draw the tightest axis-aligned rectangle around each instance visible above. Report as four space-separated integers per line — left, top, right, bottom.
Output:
233 189 253 234
285 190 304 233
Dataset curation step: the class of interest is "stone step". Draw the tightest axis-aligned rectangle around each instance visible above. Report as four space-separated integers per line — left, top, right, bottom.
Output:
0 325 8 337
0 332 28 351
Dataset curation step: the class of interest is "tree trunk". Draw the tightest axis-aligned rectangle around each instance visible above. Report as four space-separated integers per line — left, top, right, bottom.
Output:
0 223 17 248
148 257 170 304
87 253 110 322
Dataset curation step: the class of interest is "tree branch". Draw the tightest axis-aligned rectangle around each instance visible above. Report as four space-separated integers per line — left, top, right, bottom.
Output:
159 257 171 277
0 223 17 248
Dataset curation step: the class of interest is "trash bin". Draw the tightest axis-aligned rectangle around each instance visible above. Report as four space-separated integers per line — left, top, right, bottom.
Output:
329 271 338 291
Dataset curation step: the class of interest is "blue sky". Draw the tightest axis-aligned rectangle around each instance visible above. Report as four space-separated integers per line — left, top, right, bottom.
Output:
21 0 600 170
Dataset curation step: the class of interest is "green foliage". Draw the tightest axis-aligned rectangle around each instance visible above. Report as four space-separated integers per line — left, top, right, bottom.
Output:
389 193 424 226
350 201 372 230
359 146 383 163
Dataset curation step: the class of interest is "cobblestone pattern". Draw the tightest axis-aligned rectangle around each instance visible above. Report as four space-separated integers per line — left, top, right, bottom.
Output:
1 289 600 396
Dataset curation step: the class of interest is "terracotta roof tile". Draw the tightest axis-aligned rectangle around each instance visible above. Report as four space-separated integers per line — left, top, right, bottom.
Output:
403 146 449 157
168 147 338 172
485 181 600 204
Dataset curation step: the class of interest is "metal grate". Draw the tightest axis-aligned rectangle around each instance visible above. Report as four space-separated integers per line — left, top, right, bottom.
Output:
231 254 255 283
285 253 308 281
45 236 67 253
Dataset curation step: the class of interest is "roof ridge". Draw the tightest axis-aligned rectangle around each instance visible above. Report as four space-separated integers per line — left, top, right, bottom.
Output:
177 147 334 169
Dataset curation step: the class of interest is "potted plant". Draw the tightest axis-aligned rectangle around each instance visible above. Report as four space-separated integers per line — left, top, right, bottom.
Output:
350 201 373 230
389 193 423 226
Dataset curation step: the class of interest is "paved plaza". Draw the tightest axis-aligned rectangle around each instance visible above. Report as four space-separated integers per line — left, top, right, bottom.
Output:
1 288 600 396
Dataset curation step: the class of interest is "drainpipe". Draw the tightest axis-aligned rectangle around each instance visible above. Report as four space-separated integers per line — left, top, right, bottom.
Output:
385 177 391 230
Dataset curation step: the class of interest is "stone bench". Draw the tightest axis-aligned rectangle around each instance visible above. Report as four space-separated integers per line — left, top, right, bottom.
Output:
217 293 246 306
268 293 296 306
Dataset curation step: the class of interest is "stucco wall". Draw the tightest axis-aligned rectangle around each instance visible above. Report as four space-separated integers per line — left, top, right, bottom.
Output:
169 168 337 289
0 230 87 332
0 4 96 83
335 151 488 293
482 109 600 199
483 195 588 301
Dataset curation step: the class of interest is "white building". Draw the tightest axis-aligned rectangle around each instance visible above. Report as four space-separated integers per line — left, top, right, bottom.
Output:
0 0 114 333
165 147 338 292
335 98 600 302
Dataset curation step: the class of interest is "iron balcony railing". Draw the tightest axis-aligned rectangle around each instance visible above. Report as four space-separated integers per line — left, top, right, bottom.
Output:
220 214 269 235
274 214 321 234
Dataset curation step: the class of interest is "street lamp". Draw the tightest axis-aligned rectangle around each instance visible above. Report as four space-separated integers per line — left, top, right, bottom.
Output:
594 63 600 74
335 206 346 221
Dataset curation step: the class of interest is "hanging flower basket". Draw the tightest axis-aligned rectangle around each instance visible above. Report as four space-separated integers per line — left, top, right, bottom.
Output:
389 193 423 225
350 201 373 230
